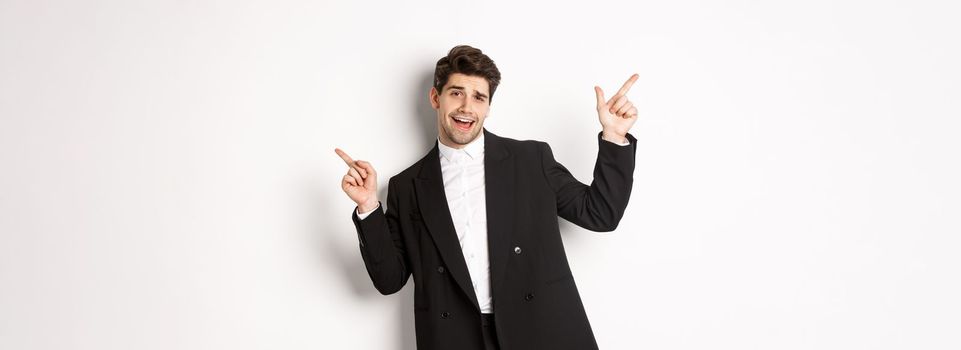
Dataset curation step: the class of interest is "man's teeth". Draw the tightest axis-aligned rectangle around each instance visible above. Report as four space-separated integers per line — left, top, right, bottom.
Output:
454 117 473 123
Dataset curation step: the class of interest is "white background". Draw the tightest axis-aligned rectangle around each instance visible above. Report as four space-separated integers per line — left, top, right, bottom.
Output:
1 0 959 349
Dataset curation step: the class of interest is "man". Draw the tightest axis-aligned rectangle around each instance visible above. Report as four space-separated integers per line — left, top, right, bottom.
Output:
336 45 638 350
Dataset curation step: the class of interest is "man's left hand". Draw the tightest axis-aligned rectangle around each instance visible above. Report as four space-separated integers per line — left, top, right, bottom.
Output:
594 73 639 144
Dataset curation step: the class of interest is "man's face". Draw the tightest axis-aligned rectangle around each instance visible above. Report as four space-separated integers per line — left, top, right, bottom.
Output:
429 73 490 148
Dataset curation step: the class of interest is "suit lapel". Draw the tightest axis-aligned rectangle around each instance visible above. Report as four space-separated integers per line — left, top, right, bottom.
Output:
412 128 515 313
414 141 480 311
482 129 515 297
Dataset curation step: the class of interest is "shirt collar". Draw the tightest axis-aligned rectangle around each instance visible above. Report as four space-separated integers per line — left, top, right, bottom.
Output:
437 131 485 161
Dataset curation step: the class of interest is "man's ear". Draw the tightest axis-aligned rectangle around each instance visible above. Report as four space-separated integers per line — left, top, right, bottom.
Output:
428 87 439 109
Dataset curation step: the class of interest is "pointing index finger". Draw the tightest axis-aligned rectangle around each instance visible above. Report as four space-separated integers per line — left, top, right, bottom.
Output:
613 73 639 99
334 148 355 167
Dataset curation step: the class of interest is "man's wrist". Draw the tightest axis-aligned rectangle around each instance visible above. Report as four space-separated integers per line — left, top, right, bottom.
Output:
357 201 379 214
601 130 628 144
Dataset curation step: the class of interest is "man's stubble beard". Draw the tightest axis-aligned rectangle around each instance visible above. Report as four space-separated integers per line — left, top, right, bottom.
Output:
441 119 484 146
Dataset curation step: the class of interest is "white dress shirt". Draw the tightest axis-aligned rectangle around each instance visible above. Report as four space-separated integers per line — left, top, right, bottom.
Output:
434 132 492 313
355 132 629 314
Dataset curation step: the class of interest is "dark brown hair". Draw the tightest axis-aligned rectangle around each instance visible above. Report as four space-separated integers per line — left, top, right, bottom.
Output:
433 45 501 103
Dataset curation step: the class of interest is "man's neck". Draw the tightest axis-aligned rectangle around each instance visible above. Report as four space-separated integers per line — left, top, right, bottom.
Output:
438 133 482 150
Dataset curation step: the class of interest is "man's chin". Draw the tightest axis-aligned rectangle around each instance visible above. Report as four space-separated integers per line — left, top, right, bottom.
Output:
444 126 481 145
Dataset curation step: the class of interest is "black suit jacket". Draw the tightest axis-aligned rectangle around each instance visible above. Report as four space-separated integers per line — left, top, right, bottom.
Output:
351 128 637 350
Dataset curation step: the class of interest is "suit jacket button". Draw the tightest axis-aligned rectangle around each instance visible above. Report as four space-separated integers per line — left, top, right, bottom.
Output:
437 266 445 273
514 246 522 254
441 312 451 319
524 293 534 301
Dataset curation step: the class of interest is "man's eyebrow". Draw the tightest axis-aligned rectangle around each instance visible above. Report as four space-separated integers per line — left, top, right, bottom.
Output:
448 85 489 99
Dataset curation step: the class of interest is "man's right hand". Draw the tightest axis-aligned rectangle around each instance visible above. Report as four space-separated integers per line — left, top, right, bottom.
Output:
335 148 379 213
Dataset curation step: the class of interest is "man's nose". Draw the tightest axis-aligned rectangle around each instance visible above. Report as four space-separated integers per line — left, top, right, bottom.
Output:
457 101 472 114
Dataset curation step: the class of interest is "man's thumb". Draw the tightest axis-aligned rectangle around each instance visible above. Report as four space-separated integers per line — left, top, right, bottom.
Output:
594 86 606 108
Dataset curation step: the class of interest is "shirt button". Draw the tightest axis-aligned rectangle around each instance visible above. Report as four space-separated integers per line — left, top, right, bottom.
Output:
524 292 535 301
437 266 445 273
441 312 451 319
514 246 522 254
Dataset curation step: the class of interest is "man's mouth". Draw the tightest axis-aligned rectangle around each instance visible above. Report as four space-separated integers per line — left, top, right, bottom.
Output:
451 115 475 131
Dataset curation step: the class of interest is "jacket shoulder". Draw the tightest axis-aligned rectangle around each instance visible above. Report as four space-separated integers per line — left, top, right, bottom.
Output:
492 132 550 159
384 149 431 188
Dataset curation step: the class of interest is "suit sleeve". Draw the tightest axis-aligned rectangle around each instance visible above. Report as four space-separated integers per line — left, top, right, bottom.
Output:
350 178 410 295
539 131 638 232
